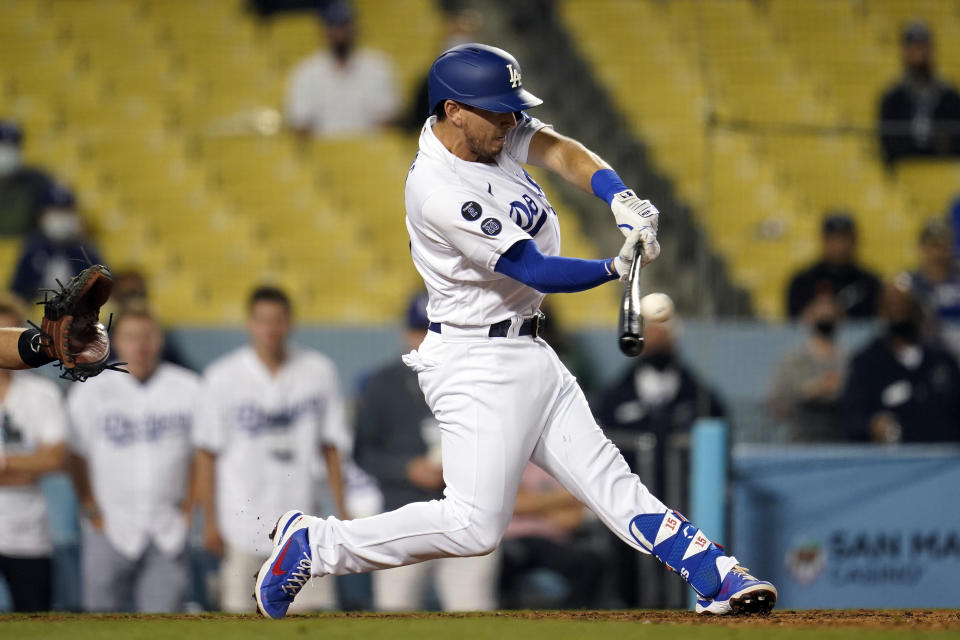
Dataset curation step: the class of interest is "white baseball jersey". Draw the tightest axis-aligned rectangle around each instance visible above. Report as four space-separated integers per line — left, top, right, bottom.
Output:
405 114 561 326
194 346 350 555
0 372 67 557
299 88 732 601
67 363 199 560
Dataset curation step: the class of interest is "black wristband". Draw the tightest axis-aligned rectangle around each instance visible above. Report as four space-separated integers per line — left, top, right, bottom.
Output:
18 329 55 368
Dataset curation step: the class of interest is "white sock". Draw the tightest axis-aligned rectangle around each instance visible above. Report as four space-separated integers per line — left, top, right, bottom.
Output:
715 555 739 583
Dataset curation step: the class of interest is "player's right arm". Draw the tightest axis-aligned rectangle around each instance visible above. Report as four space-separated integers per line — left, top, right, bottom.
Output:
526 127 660 264
192 372 227 555
67 452 102 530
494 237 640 292
421 191 642 289
192 448 224 555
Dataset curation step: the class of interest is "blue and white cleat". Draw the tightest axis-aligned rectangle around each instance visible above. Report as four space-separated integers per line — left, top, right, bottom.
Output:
695 560 777 615
255 510 314 619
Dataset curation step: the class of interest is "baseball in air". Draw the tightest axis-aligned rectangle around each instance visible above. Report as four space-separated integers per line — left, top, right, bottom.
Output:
640 293 674 322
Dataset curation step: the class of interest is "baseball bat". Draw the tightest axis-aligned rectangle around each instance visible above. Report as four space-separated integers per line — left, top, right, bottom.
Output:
618 242 645 357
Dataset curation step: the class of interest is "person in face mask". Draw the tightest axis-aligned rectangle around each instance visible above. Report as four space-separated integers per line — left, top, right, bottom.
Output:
843 282 960 443
904 219 960 325
9 183 105 302
284 0 400 138
0 121 55 237
769 293 848 443
879 20 960 164
597 320 726 447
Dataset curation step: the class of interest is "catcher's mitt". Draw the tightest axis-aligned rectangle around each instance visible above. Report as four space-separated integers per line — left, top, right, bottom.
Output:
32 264 123 382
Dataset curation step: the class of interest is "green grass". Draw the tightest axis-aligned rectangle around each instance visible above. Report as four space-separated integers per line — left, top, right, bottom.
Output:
2 612 958 640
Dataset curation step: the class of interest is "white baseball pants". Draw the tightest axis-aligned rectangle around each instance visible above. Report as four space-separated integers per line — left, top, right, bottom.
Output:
309 329 667 577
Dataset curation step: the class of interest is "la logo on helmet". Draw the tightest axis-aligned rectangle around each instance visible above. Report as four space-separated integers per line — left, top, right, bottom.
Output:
506 63 522 88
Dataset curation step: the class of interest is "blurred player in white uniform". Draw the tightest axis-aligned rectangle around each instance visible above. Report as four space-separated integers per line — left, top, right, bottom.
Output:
257 44 777 618
0 294 68 612
68 308 198 612
194 286 350 613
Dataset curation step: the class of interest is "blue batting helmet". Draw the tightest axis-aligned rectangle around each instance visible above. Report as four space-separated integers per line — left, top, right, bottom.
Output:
428 43 542 115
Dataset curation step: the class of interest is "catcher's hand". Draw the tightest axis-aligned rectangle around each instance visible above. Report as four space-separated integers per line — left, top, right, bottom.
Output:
35 264 121 382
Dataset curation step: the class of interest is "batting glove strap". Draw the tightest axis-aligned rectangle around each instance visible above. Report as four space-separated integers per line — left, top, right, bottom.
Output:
611 190 660 238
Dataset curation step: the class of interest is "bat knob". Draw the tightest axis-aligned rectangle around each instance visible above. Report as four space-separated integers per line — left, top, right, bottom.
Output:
619 335 645 357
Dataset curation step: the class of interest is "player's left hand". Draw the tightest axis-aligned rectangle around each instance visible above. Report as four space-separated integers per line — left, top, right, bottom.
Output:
613 228 648 279
610 190 660 264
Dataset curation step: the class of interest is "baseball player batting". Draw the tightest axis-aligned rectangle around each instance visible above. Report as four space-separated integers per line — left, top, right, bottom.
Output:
256 44 777 618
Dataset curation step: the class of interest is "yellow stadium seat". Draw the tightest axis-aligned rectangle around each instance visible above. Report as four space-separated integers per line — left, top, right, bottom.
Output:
895 161 960 218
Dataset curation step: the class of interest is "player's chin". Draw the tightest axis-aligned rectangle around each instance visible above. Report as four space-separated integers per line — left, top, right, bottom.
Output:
489 138 506 155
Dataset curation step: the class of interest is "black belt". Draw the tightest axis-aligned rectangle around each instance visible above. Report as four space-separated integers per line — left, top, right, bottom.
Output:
428 315 543 338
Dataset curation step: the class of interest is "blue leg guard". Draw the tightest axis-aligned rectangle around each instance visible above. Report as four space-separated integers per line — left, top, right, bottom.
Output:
628 510 725 598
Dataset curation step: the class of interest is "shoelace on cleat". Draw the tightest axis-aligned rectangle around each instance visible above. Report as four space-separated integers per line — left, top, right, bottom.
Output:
730 565 756 580
280 552 312 597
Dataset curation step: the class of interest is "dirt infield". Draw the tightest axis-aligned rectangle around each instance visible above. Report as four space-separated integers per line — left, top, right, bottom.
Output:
8 609 960 630
493 609 960 629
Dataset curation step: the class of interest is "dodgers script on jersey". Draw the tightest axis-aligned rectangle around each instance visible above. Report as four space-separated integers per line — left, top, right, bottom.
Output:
405 113 560 326
67 363 199 559
195 346 350 555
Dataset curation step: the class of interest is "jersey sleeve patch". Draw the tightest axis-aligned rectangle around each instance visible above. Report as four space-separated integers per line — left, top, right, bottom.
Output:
461 201 482 221
480 218 502 236
421 191 530 272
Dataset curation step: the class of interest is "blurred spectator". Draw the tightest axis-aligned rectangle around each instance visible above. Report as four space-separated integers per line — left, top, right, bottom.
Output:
110 270 151 309
499 463 603 609
786 213 881 319
10 183 104 301
108 269 190 369
769 293 848 442
879 21 960 164
353 292 498 611
843 282 960 443
402 7 482 133
595 318 725 607
0 294 67 612
0 121 52 237
596 321 725 460
903 220 960 322
67 309 199 612
193 286 349 612
285 1 399 138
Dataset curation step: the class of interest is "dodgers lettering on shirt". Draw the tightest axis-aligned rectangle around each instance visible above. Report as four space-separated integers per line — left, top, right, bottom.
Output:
102 412 192 446
193 346 350 554
67 363 200 560
405 113 561 327
231 395 327 436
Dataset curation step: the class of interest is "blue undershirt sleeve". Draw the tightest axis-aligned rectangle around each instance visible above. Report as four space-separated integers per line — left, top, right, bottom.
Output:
494 239 618 294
